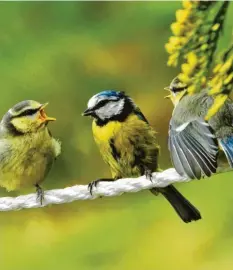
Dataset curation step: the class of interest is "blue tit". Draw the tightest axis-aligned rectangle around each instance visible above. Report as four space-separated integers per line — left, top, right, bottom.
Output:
83 90 201 223
0 100 61 204
166 76 233 179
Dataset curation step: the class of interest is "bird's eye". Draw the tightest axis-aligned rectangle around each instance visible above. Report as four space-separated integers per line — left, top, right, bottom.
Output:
171 86 187 93
94 100 109 110
98 100 109 107
18 109 39 117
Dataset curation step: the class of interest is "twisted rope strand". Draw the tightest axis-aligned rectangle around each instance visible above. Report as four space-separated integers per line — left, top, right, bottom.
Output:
0 168 191 211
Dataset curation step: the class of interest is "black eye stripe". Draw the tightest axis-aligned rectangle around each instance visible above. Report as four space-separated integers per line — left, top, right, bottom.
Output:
94 99 118 110
171 86 187 93
16 108 39 118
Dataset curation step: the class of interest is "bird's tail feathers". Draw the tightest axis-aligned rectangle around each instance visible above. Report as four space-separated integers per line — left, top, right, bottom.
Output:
151 185 201 223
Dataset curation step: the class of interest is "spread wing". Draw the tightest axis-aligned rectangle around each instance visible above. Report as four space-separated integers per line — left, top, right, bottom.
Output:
169 119 218 179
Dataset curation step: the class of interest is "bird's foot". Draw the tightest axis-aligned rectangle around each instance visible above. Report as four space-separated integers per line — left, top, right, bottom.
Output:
145 168 153 182
35 184 44 205
88 178 113 196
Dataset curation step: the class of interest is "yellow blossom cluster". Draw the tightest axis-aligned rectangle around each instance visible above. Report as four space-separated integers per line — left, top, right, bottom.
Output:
178 50 209 94
205 51 233 120
177 14 225 94
166 1 229 96
209 55 233 95
205 94 228 121
165 1 198 67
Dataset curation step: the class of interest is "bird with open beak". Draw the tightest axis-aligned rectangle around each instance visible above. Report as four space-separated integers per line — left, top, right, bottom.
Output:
0 100 61 204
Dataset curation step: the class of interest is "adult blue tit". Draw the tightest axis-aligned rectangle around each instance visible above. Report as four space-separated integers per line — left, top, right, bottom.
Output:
166 76 233 179
83 90 201 223
0 100 61 204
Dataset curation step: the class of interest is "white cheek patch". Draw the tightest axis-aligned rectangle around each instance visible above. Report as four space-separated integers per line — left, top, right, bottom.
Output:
96 99 125 120
87 95 119 110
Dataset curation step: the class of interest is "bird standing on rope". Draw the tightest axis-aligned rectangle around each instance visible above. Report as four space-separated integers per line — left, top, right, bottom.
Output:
165 76 233 179
83 90 201 223
0 100 61 204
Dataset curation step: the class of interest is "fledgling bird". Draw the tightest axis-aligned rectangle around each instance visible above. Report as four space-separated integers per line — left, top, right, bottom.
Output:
165 76 233 179
0 100 61 204
83 90 201 223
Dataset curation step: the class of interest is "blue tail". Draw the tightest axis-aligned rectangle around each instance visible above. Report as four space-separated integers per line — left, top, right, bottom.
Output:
219 137 233 167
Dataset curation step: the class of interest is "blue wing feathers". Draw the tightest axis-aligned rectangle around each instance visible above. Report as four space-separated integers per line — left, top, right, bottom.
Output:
219 137 233 167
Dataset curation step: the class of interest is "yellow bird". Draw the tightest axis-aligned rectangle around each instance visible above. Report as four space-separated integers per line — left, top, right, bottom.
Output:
0 100 61 203
83 90 201 223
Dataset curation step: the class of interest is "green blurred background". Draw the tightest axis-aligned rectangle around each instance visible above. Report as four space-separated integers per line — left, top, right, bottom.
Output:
1 2 233 270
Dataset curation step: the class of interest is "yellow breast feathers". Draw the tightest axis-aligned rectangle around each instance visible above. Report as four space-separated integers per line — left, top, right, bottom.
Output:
92 114 159 178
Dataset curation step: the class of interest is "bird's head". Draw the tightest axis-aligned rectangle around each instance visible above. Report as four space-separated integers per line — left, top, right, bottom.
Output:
164 77 188 106
82 90 135 123
1 100 56 135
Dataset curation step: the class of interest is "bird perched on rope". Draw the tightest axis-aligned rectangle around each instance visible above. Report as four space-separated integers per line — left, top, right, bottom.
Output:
0 100 61 204
165 76 233 179
83 90 201 223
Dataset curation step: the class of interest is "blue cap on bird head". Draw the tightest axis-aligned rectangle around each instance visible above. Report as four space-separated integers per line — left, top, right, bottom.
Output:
83 90 132 120
96 90 125 98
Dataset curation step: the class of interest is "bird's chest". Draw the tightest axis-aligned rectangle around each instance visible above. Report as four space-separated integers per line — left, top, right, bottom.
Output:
92 120 122 156
0 132 55 191
92 117 147 177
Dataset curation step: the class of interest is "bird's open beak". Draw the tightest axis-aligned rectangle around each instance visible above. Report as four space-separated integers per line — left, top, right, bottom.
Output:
164 87 172 99
82 108 93 116
39 103 56 122
164 94 172 99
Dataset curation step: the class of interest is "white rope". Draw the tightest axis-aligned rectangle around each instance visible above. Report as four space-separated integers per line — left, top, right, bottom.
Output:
0 168 191 212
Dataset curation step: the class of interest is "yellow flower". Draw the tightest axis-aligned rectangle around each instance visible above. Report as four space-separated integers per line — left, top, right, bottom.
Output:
178 73 191 84
201 76 206 85
224 73 233 85
205 94 227 120
212 23 220 31
186 52 198 68
165 42 177 54
181 63 194 76
176 9 191 24
219 57 233 73
171 22 185 36
169 36 182 46
209 81 223 95
213 63 222 74
182 1 193 9
209 75 220 87
187 85 196 94
167 53 179 67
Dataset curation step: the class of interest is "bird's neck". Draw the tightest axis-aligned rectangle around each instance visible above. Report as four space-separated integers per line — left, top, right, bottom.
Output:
172 90 188 107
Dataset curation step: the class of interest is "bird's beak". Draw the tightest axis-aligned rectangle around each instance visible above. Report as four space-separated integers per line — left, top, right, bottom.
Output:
164 94 172 99
82 108 93 116
39 103 56 122
164 86 170 91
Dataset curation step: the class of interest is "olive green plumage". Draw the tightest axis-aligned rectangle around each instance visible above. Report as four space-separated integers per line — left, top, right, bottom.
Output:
83 90 201 223
0 100 61 203
92 113 159 179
